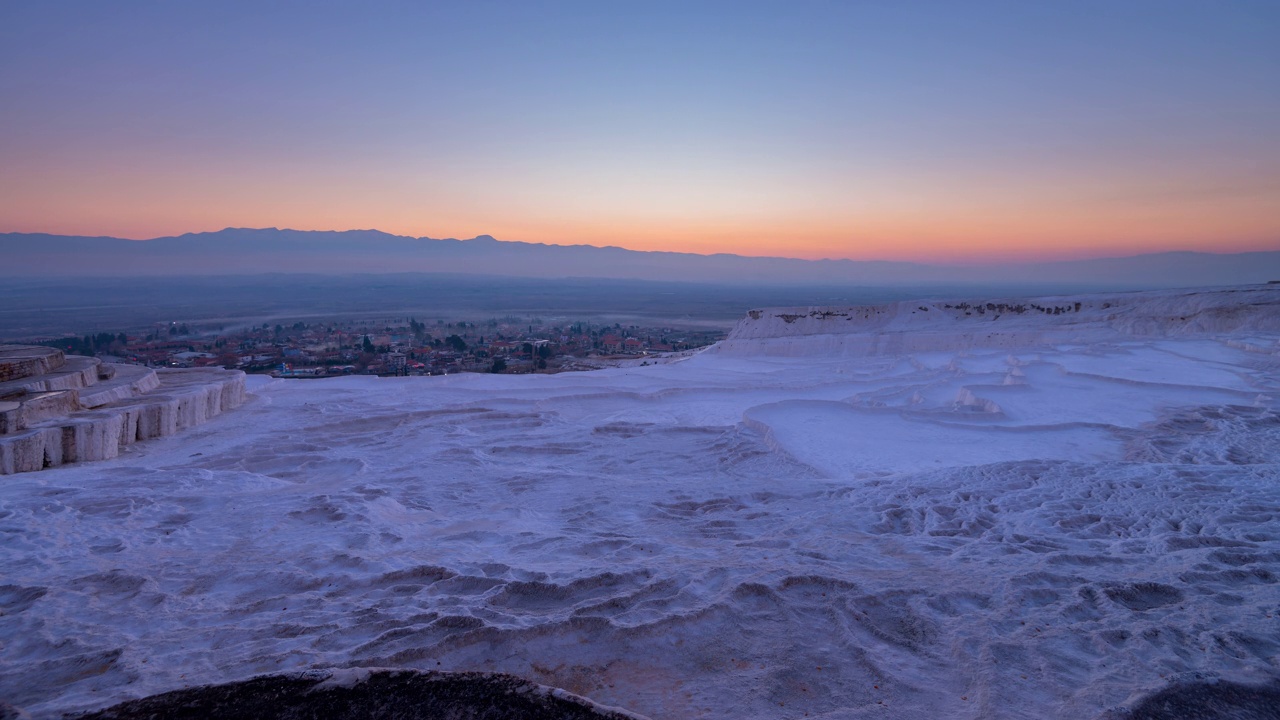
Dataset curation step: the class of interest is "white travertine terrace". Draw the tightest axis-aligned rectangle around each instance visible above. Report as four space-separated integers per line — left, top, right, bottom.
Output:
0 345 245 474
1 285 1279 719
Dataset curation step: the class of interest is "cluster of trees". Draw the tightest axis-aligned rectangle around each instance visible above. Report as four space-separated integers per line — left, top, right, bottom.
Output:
487 343 551 373
40 332 128 357
940 301 1082 317
272 322 310 336
358 335 398 354
408 318 429 342
138 324 196 342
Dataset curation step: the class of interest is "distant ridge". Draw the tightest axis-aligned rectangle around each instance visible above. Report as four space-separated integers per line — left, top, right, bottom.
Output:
2 228 1278 287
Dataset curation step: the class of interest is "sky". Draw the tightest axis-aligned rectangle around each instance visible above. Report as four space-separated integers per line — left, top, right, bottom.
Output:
1 1 1278 263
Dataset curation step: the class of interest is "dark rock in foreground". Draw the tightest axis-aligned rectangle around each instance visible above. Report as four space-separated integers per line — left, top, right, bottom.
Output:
1116 680 1280 720
64 669 648 720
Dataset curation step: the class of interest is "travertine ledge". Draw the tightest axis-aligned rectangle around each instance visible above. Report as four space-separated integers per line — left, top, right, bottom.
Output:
0 345 246 474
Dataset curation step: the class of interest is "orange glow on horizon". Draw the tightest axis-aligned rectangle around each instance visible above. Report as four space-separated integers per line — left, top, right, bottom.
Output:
2 157 1276 265
4 214 1277 265
4 111 1277 265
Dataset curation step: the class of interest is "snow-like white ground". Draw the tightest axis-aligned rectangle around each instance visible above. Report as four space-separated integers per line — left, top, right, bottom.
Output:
2 286 1279 719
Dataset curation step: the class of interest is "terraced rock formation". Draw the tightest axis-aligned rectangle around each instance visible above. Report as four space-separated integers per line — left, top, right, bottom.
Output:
0 345 245 474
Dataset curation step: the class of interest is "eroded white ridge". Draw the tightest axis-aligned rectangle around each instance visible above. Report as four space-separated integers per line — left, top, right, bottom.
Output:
715 284 1280 356
1 285 1278 719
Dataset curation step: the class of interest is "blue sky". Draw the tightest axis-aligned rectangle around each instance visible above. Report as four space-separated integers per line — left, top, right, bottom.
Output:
2 1 1277 260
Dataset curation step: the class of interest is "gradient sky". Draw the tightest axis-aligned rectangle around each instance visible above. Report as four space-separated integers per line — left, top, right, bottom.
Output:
2 1 1278 262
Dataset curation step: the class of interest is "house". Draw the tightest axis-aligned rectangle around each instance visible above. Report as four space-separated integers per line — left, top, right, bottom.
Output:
600 334 623 353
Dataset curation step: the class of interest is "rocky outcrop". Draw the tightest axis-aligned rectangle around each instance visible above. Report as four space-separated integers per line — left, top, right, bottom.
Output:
66 669 650 720
1102 679 1280 720
0 346 245 474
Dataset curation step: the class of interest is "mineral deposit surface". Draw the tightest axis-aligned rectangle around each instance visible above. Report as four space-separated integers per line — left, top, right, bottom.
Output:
1 286 1278 719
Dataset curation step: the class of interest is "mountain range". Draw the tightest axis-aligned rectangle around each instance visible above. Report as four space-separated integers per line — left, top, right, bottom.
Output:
3 228 1278 287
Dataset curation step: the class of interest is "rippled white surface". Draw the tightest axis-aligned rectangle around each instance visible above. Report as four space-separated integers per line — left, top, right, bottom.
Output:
2 294 1279 719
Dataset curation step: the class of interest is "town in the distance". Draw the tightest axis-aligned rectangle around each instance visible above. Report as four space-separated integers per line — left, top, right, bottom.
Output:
29 316 725 378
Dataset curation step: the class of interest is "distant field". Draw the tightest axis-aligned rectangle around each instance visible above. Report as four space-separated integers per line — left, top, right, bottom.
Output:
0 274 1107 340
